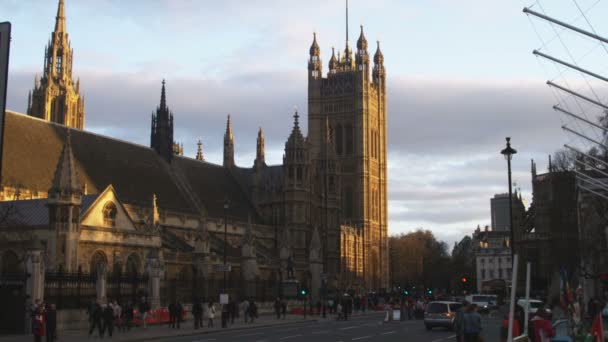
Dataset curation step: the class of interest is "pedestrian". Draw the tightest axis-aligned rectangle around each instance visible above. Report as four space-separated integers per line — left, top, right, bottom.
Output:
530 308 555 342
336 302 343 320
45 304 57 342
500 312 521 342
88 302 103 337
139 296 149 329
281 299 287 319
168 301 176 328
242 298 250 323
33 305 45 342
102 302 115 337
175 301 183 329
454 301 467 342
249 300 257 323
342 300 348 321
274 298 281 319
123 301 134 331
463 304 482 342
205 301 215 327
112 300 122 332
193 298 203 329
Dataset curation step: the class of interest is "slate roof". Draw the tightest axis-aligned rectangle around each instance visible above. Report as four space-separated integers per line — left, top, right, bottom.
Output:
2 111 258 221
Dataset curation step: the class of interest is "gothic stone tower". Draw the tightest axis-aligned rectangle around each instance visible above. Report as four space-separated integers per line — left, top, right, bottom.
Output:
28 0 85 129
150 80 174 162
308 25 388 290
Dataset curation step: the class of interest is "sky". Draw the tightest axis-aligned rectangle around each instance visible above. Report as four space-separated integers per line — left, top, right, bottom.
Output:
4 0 608 246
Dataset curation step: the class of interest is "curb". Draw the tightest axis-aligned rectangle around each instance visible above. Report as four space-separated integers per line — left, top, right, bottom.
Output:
129 318 319 341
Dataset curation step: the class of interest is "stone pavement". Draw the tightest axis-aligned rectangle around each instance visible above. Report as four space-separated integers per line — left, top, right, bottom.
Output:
0 313 327 342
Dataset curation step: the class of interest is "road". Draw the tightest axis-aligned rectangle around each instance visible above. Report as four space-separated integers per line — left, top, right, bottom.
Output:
161 312 502 342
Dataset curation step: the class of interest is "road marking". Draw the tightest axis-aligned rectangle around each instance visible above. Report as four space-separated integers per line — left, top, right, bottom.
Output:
312 330 329 334
380 331 396 335
339 325 358 330
430 335 456 342
352 336 372 340
234 332 264 337
280 334 303 340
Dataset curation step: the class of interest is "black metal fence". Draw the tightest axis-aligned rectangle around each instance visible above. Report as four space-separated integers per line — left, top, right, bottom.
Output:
0 272 29 334
107 272 149 305
44 270 96 309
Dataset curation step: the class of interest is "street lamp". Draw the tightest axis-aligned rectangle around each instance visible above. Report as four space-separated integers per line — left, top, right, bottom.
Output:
500 137 517 265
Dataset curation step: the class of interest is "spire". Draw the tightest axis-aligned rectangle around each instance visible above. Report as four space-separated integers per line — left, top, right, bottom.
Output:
160 79 167 111
54 0 66 33
329 47 338 71
374 40 384 65
548 154 553 172
286 110 305 150
531 159 537 178
357 25 368 51
223 114 235 168
255 127 265 167
34 73 39 89
49 129 81 195
196 139 204 161
309 32 320 57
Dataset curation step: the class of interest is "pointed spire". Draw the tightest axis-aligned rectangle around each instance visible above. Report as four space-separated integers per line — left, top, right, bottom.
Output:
548 154 553 172
196 139 204 161
357 25 368 51
223 114 235 168
345 0 349 44
329 47 338 71
54 0 66 33
374 40 384 65
160 79 167 111
34 73 39 89
309 32 320 57
27 91 32 114
50 129 80 195
255 127 265 167
531 159 537 178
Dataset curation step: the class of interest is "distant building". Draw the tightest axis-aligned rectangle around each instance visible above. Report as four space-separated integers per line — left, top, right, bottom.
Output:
491 192 526 232
472 225 512 293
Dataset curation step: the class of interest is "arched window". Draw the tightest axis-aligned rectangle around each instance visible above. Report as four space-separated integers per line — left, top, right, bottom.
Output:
1 250 20 273
55 53 62 74
345 124 353 155
335 125 343 155
126 253 140 276
103 202 117 226
90 250 107 274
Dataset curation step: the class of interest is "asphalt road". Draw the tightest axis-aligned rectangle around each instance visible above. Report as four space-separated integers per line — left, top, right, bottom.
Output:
161 311 502 342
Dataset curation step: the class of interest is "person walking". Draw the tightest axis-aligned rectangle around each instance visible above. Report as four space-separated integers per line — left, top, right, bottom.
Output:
102 302 115 338
500 312 521 342
175 301 183 329
463 304 482 342
88 302 103 338
205 302 215 327
192 298 203 329
530 308 555 342
123 301 134 331
138 296 149 329
281 299 287 319
168 301 176 328
336 302 343 320
242 299 250 323
33 305 45 342
454 301 467 342
274 298 281 319
249 300 258 323
45 304 56 342
112 300 122 332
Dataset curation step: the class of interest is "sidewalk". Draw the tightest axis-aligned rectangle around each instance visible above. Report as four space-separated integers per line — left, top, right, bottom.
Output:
0 314 319 342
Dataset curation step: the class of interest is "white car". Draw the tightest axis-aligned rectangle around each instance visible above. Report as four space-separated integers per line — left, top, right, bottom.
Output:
516 299 551 316
465 294 498 311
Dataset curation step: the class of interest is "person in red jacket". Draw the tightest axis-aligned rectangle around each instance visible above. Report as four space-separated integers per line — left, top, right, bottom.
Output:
530 308 555 342
33 305 46 342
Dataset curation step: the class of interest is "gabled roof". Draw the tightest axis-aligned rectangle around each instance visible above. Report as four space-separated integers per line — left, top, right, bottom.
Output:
1 111 259 220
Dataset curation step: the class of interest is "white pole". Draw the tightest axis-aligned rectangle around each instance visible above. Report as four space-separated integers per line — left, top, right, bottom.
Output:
524 262 531 337
507 254 519 342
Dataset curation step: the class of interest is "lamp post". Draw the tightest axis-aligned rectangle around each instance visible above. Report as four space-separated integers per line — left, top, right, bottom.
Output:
500 137 517 265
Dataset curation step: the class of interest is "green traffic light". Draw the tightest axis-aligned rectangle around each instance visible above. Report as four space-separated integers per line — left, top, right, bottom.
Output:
301 289 306 295
404 290 409 295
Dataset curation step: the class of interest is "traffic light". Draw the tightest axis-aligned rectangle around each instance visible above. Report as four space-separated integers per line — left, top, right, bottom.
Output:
461 277 468 284
427 289 433 295
301 288 307 296
403 289 409 295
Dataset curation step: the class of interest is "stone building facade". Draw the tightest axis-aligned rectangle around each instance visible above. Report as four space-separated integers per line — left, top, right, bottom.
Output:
0 0 389 321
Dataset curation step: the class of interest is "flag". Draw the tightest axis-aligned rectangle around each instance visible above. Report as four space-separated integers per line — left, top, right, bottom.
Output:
559 268 572 308
590 313 604 342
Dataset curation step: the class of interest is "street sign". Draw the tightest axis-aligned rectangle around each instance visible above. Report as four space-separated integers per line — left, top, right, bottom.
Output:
219 293 229 304
0 22 11 183
214 264 232 272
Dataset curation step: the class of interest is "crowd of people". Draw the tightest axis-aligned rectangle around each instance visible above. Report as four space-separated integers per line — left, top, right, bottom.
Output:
31 300 57 342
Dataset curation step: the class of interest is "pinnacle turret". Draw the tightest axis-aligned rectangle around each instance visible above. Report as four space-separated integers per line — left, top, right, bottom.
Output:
223 114 235 168
49 129 81 196
357 25 368 51
54 0 66 33
196 139 204 161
